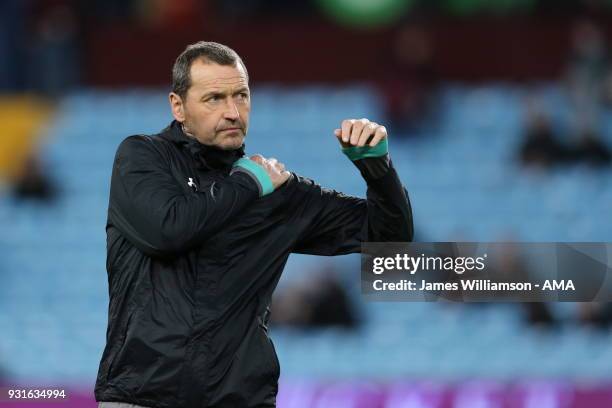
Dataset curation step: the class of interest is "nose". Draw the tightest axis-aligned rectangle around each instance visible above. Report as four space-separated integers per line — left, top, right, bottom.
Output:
223 99 240 121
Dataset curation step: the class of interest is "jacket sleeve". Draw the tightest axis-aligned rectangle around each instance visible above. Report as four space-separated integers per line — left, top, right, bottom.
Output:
292 144 414 256
108 135 265 257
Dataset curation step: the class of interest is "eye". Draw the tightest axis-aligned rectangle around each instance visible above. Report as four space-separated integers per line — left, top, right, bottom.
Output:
205 94 223 103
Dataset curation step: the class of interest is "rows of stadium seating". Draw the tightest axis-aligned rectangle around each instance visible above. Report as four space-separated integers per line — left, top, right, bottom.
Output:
1 85 611 386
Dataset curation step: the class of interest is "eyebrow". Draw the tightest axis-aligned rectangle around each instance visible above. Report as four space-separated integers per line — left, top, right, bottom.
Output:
234 87 249 94
200 87 249 100
200 91 223 100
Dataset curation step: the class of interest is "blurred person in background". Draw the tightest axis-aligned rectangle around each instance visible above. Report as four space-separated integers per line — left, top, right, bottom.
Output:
95 41 413 408
11 152 57 202
485 240 558 329
519 99 570 168
521 17 612 170
579 302 612 329
271 267 359 329
572 129 611 166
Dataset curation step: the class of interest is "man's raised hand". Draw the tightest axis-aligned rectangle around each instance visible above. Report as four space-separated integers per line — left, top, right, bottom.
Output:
249 155 291 189
334 118 388 148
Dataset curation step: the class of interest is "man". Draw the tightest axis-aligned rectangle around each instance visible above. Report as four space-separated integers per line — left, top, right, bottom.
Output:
95 41 413 408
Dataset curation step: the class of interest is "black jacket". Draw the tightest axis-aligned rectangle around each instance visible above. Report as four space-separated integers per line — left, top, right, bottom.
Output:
95 121 413 408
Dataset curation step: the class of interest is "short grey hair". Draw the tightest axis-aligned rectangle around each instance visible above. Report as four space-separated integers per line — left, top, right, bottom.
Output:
171 41 248 99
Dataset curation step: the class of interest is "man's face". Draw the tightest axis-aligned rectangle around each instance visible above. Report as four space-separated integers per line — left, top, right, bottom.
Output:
170 59 250 150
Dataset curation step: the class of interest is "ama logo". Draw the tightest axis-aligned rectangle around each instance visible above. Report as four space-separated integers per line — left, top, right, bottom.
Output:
542 280 575 291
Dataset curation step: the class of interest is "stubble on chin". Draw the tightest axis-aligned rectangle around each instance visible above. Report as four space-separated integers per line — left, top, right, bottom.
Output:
224 138 245 150
216 131 245 150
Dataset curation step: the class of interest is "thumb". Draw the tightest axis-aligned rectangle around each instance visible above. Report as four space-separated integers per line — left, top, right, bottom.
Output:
334 129 341 137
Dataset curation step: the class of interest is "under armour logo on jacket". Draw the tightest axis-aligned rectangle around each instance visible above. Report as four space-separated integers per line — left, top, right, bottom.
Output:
187 177 198 192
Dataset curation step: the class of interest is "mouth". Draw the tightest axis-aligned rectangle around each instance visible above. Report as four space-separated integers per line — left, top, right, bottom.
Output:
219 127 242 132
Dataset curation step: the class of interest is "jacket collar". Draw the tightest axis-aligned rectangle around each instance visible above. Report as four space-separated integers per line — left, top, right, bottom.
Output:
164 120 245 170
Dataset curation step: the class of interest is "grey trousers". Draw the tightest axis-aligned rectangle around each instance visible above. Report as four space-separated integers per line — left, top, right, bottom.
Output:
98 403 151 408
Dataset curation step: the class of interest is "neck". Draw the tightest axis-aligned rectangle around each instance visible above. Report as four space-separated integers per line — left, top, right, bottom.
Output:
181 123 196 139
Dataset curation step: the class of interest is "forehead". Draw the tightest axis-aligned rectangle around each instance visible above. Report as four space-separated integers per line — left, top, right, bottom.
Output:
189 59 248 93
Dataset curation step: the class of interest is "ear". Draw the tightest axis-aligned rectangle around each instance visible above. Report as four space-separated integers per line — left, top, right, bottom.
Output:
169 92 185 122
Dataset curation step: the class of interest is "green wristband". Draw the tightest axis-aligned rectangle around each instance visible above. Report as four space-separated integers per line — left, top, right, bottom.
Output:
232 158 275 196
342 138 388 161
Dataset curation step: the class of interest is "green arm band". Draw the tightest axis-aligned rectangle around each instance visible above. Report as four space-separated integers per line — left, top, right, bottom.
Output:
341 138 389 161
231 158 275 196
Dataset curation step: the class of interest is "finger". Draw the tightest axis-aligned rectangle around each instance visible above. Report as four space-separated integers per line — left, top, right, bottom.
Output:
358 122 377 147
262 160 274 173
369 126 387 147
271 159 285 171
271 161 285 173
335 132 351 148
368 133 383 147
274 170 291 188
350 118 368 146
341 119 354 143
251 154 266 167
261 159 272 172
